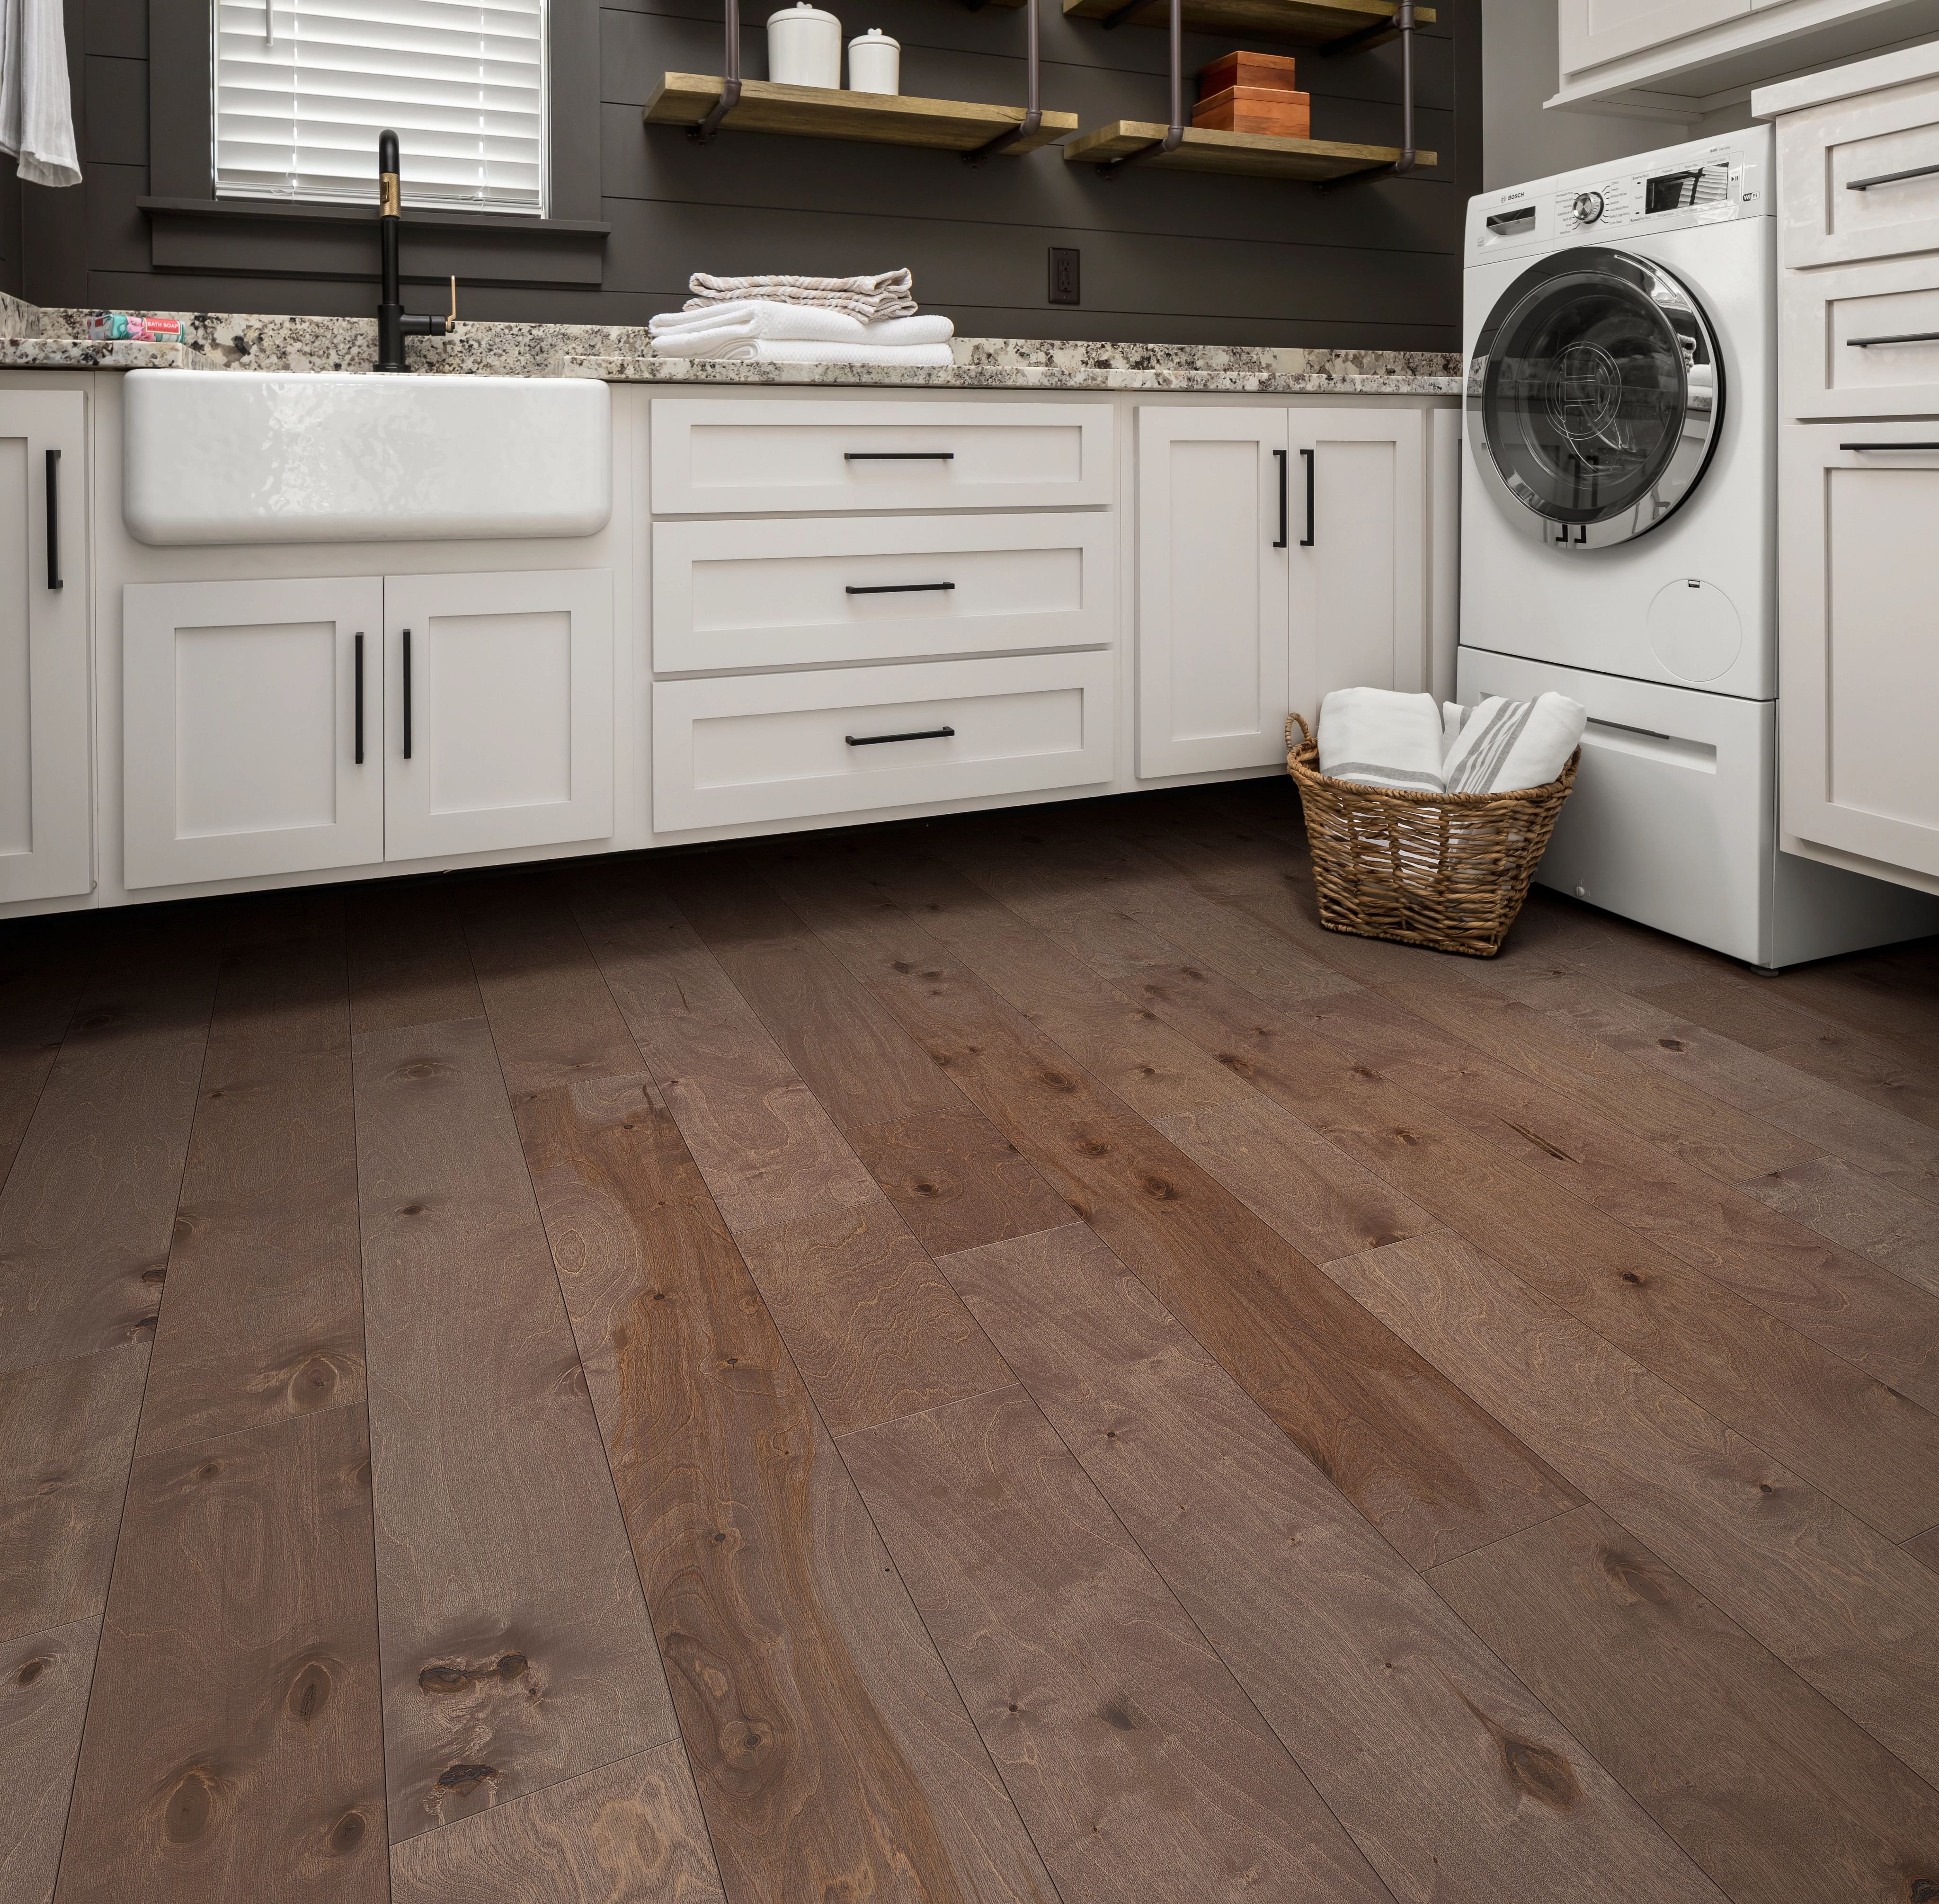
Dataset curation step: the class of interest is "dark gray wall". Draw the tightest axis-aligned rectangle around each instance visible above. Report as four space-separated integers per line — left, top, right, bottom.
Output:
6 0 1480 348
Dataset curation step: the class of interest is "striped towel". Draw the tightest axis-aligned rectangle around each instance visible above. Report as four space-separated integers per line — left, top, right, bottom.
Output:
684 268 919 322
1440 693 1585 794
1316 687 1448 793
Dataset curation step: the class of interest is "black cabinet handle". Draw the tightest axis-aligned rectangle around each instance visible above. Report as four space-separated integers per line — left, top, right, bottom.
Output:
1839 441 1939 450
1273 448 1288 548
845 581 956 595
44 449 61 591
354 633 365 765
1846 331 1939 347
845 726 956 747
1299 447 1316 547
401 628 412 759
1847 161 1939 190
844 451 954 461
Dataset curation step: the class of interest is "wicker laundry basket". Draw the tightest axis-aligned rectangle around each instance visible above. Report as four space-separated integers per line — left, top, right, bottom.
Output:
1284 712 1579 958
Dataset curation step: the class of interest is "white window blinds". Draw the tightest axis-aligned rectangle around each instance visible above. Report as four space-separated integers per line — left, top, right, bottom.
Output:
213 0 548 214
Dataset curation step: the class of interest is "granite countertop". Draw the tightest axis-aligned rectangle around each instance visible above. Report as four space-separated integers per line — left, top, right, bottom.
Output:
0 294 1462 394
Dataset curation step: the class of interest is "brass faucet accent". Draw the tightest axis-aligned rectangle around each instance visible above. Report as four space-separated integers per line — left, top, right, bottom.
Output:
375 129 458 373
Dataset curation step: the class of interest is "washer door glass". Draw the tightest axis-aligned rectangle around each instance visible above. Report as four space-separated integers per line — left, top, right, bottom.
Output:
1469 249 1721 545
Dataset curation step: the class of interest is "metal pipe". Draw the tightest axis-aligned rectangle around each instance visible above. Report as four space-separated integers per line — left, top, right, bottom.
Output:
965 0 1043 165
1318 0 1417 192
692 0 743 143
1099 0 1181 178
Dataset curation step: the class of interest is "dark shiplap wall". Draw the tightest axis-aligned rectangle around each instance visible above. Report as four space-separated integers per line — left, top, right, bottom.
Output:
3 0 1480 348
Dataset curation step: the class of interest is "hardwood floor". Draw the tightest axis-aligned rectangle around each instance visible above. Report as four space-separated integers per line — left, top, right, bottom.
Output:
5 779 1939 1904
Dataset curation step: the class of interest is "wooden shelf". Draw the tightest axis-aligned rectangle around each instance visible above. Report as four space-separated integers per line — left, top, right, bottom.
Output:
644 75 1077 152
1064 119 1431 178
1020 0 1432 47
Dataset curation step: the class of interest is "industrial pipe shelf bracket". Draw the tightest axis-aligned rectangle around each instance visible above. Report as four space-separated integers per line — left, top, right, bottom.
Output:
965 0 1044 164
689 0 742 142
1318 0 1417 189
1097 0 1183 177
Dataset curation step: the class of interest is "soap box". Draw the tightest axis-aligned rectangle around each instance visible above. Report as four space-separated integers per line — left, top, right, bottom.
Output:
86 312 184 341
1193 84 1311 136
1198 50 1301 96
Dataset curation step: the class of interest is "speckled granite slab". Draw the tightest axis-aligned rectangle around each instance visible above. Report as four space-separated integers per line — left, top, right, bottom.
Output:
1 298 1461 393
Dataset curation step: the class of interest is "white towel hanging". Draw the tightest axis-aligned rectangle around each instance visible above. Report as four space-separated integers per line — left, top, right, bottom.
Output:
0 0 81 187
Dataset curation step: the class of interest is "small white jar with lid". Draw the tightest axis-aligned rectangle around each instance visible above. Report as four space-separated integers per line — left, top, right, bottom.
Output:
847 27 899 95
767 3 843 88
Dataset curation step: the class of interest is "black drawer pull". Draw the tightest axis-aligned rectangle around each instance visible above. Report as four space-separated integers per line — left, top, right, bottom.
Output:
845 581 955 595
45 448 61 591
1273 448 1288 548
1846 331 1939 347
846 725 956 747
402 628 412 759
1847 161 1939 191
1839 441 1939 450
1299 447 1316 547
844 451 955 461
354 632 365 765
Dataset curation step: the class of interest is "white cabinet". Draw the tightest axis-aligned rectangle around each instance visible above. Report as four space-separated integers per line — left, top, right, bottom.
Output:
0 390 92 904
1559 0 1747 80
383 569 613 862
1135 405 1425 780
1777 425 1939 881
124 569 612 890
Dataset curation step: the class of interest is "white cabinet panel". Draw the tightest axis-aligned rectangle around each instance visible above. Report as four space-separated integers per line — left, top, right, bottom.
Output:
1778 76 1939 269
383 569 614 862
1779 424 1939 881
123 576 383 889
1136 406 1289 778
653 512 1115 673
1295 408 1427 708
1559 0 1746 77
1782 251 1939 418
0 390 91 903
650 399 1113 514
654 650 1113 832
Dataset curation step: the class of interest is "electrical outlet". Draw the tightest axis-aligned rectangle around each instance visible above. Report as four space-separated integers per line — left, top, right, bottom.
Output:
1049 247 1080 306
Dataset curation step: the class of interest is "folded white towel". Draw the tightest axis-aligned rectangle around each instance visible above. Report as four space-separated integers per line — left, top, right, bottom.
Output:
650 301 869 342
1441 701 1468 758
1316 687 1447 794
1440 693 1585 794
651 332 952 365
685 268 918 321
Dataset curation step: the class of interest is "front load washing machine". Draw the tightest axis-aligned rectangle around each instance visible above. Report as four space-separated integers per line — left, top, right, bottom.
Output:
1459 127 1939 966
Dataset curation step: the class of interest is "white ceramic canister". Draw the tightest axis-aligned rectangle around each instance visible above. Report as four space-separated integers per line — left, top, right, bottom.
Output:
847 27 899 95
767 3 842 87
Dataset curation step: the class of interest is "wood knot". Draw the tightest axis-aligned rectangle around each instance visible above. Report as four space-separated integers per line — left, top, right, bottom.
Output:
1500 1736 1580 1810
286 1660 332 1723
418 1666 472 1695
163 1765 221 1843
16 1657 45 1686
1907 1879 1939 1903
1619 1271 1645 1287
436 1764 498 1796
328 1810 367 1855
1656 1038 1688 1051
140 1265 168 1285
1139 1175 1178 1201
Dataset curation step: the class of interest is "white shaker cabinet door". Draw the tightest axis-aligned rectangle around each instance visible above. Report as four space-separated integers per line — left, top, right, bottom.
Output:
0 390 91 903
382 568 614 863
1557 0 1746 78
122 576 383 890
1290 407 1427 710
1135 406 1290 778
1779 425 1939 882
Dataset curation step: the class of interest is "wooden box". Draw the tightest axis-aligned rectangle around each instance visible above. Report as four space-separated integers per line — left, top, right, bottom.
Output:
1192 85 1312 136
1198 50 1301 95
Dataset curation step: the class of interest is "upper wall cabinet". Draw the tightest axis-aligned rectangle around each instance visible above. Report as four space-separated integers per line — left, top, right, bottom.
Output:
650 400 1114 515
0 390 92 905
1551 0 1939 118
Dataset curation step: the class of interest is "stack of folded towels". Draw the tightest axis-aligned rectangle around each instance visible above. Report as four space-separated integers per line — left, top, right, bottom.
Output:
649 267 954 365
1316 685 1586 795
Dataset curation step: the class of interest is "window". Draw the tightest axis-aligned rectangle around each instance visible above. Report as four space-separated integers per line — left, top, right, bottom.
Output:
212 0 548 214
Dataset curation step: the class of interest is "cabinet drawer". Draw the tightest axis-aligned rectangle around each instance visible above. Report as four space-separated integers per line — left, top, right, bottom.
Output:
652 650 1114 832
650 399 1113 514
1783 253 1939 417
653 512 1115 673
1778 77 1939 268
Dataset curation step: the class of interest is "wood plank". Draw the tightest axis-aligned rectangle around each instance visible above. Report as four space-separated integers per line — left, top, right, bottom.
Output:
0 916 90 1195
55 1407 389 1904
1736 1154 1939 1299
1756 1086 1939 1212
512 1070 1059 1904
1907 1525 1939 1575
0 1619 96 1904
458 877 643 1107
1325 1229 1939 1790
840 1383 1402 1904
1430 1504 1939 1904
577 873 1014 1432
136 907 366 1452
1749 1023 1939 1132
645 75 1077 154
1061 0 1432 42
764 857 1581 1570
1063 120 1427 179
940 1225 1725 1904
0 927 217 1376
353 1017 674 1842
0 1348 149 1644
345 882 483 1036
389 1739 725 1904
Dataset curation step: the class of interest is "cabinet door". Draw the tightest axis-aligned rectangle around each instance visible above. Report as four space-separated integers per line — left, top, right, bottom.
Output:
1136 406 1289 778
1778 78 1939 271
123 577 383 890
1292 408 1427 715
1557 0 1745 76
0 390 91 903
383 569 613 863
1779 425 1939 880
